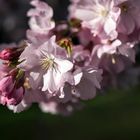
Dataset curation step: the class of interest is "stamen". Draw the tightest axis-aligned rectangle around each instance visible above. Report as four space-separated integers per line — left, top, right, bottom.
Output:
40 53 59 73
112 57 116 64
40 57 55 70
101 9 108 17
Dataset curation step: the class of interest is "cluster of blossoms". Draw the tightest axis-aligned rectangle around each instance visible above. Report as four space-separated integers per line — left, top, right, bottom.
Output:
0 0 140 115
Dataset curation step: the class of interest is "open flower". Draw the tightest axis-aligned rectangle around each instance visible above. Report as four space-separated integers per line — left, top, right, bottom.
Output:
72 0 120 40
27 0 55 45
117 0 140 35
92 39 122 58
27 0 55 34
57 66 103 101
18 36 73 94
72 66 103 100
92 39 135 62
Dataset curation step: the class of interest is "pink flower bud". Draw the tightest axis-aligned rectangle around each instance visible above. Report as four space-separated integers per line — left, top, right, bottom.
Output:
0 87 24 106
0 76 15 96
7 87 24 105
0 49 12 60
0 48 22 60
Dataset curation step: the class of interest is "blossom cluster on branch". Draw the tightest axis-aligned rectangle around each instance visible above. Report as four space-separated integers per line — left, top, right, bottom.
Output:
0 0 140 115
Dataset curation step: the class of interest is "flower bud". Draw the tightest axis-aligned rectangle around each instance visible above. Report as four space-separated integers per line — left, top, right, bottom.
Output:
0 48 23 60
0 86 24 106
7 87 24 105
0 76 14 96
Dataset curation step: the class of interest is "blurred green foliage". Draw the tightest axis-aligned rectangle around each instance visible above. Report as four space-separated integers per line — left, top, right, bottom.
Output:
0 86 140 140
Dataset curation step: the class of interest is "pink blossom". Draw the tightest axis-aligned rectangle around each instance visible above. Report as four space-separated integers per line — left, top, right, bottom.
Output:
26 30 49 45
18 36 73 94
118 42 135 62
0 48 23 60
7 89 49 113
42 59 73 93
92 39 122 58
78 28 93 46
117 0 140 34
0 66 10 80
71 67 102 100
91 38 135 61
0 44 17 68
0 0 139 114
0 76 14 97
6 87 24 106
72 45 91 67
98 54 132 74
71 0 120 40
0 49 13 60
27 0 55 45
27 0 55 34
0 76 24 106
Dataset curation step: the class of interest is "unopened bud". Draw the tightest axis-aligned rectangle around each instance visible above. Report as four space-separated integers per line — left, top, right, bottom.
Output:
0 47 23 61
0 76 15 97
7 86 24 105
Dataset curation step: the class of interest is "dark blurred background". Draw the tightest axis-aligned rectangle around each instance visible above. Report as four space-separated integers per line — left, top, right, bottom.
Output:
0 0 70 43
0 0 140 140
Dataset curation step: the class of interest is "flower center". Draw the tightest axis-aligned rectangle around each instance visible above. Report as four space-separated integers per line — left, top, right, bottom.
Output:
40 57 57 71
100 9 109 17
